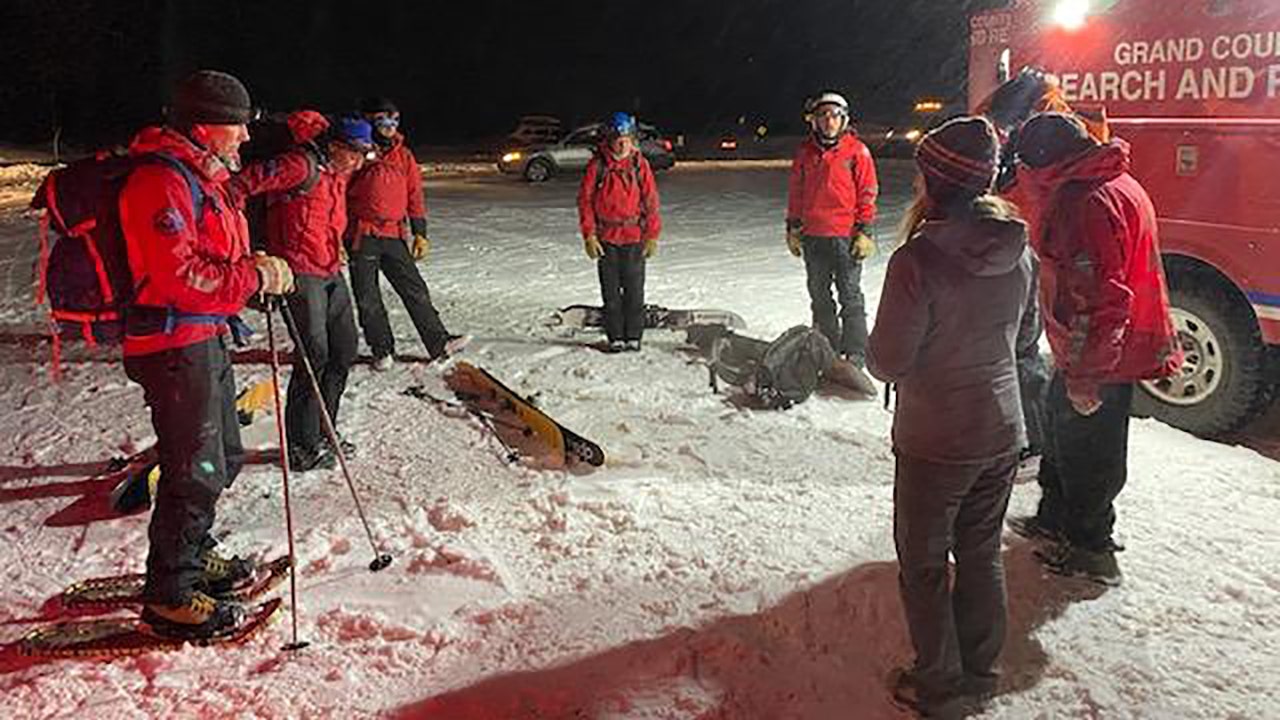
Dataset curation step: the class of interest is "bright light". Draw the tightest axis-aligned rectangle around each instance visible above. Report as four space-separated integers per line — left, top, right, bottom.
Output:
904 129 922 142
914 100 944 113
1052 0 1090 30
501 151 522 163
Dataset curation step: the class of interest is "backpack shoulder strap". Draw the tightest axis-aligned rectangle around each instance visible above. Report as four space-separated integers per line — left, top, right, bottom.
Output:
295 144 323 195
139 153 206 221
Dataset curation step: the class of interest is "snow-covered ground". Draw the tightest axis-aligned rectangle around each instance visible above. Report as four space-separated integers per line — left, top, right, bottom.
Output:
0 163 1277 719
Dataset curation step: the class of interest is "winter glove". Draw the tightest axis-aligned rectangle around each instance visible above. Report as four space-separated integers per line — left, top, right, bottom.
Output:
851 232 876 260
412 234 430 261
786 228 803 257
254 253 295 296
643 237 658 258
584 234 604 260
1067 382 1102 416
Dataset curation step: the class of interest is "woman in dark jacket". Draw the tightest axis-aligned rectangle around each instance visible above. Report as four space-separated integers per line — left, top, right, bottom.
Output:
867 117 1038 715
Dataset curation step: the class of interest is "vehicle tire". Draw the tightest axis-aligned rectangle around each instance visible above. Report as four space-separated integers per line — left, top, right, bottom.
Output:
524 158 553 183
1134 279 1274 436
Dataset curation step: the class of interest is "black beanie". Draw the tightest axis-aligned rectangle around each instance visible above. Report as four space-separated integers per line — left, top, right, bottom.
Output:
360 96 399 115
169 70 255 126
1017 112 1096 169
916 116 999 194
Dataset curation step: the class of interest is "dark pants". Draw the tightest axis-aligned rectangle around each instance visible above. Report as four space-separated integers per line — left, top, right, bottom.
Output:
125 336 244 604
349 235 451 359
1017 352 1052 455
1034 372 1133 550
598 242 646 343
802 236 867 362
894 451 1016 698
286 273 358 453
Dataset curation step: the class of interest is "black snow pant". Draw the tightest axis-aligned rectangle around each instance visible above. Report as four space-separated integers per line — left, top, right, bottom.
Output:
598 242 647 343
349 235 452 359
286 273 358 454
125 336 244 605
1034 372 1133 551
1017 351 1052 456
894 450 1017 699
802 235 867 363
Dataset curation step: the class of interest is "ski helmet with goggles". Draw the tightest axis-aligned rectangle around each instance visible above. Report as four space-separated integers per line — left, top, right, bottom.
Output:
605 111 638 138
807 91 850 141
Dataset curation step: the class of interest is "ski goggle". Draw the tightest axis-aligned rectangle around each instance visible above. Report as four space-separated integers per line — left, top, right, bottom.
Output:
812 107 848 121
370 113 400 129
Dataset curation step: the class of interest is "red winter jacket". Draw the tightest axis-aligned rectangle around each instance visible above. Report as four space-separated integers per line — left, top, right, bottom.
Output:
577 147 661 245
119 127 260 357
346 133 426 247
787 132 878 237
244 148 350 278
1018 140 1181 396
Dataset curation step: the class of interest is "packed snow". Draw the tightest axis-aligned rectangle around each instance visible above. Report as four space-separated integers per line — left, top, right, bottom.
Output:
0 162 1277 719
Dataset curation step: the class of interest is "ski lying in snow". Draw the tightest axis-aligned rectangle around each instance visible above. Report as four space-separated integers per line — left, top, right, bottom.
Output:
442 361 605 468
10 598 282 659
549 304 747 331
52 555 293 614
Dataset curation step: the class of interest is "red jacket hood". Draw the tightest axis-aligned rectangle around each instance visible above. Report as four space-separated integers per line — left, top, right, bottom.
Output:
1018 138 1130 200
128 126 231 184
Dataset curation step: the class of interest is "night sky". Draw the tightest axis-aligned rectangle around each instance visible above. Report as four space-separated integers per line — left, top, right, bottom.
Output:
0 0 1008 147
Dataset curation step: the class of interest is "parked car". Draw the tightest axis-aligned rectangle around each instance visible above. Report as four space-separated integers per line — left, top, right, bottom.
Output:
506 115 563 147
498 122 676 182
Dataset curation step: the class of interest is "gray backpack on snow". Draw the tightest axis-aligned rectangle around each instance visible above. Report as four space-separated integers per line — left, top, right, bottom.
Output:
700 325 837 409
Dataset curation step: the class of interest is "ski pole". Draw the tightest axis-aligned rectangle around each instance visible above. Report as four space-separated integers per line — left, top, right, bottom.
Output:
278 300 393 573
265 302 309 651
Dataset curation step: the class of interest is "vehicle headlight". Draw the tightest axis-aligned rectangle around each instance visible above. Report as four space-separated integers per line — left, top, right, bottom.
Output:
502 151 523 163
904 129 922 142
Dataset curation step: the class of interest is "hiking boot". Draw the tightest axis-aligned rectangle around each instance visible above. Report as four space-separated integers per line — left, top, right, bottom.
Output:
142 591 247 639
607 339 627 353
889 667 976 719
199 547 258 596
1007 514 1065 543
625 339 642 352
1045 545 1123 586
288 444 335 472
371 354 395 372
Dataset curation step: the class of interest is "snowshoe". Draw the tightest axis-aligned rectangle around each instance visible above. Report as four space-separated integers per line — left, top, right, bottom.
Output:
140 591 248 640
11 598 281 658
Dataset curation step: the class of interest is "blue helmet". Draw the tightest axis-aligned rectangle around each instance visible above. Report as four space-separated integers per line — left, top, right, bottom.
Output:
605 111 637 137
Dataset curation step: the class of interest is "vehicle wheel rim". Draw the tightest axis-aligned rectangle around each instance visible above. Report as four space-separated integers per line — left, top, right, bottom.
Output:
528 162 548 181
1140 307 1224 407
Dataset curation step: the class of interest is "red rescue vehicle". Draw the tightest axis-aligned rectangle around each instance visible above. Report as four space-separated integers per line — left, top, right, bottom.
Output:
970 0 1280 435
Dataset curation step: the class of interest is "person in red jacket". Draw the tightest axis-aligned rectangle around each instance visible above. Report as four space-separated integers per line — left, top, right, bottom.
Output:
120 70 294 637
1010 113 1182 585
347 97 465 369
786 91 879 366
578 111 662 352
233 113 374 471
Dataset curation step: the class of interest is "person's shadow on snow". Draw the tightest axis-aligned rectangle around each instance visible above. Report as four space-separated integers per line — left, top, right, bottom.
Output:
389 539 1106 720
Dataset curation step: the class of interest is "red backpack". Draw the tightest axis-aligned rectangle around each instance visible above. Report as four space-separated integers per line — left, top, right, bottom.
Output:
29 151 204 371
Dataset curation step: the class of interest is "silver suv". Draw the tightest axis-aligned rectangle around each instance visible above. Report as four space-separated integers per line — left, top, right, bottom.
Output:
498 122 675 182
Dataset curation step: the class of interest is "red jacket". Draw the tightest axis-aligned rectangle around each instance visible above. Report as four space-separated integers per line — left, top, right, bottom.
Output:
786 132 878 237
1019 140 1181 394
238 148 350 278
346 133 425 246
577 147 661 245
119 127 260 357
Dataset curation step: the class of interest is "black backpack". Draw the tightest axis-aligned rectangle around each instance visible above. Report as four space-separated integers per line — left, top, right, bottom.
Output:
704 325 836 409
30 151 204 351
